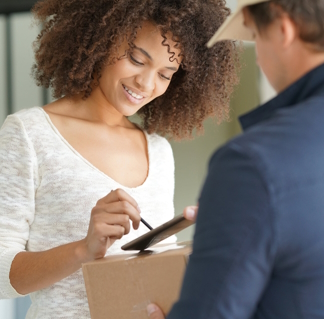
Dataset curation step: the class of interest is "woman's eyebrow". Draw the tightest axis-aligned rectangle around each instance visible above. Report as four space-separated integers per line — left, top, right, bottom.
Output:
133 45 178 71
134 46 153 60
165 66 178 71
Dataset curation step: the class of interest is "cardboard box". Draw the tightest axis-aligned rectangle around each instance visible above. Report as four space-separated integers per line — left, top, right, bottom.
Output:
82 242 191 319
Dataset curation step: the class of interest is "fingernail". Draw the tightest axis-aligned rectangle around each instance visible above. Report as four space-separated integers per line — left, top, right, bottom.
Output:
147 304 157 316
186 207 195 220
137 205 141 214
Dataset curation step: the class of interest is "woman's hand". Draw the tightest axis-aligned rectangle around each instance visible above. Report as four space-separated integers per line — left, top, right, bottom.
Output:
9 189 141 295
81 189 141 261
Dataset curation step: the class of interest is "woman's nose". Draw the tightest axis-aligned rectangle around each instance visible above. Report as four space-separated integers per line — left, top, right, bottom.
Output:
135 71 155 92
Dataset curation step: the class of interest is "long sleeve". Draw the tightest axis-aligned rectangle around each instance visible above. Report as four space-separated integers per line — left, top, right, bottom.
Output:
0 115 37 299
168 142 277 319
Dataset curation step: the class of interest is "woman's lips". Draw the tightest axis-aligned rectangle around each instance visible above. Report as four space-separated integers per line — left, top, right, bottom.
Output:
122 84 145 105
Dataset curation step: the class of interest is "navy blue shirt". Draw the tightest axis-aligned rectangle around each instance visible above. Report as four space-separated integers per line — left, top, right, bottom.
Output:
168 63 324 319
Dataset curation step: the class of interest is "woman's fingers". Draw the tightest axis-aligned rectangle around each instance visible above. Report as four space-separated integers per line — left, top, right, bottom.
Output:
92 200 141 230
84 222 127 260
103 224 126 240
100 189 140 211
85 189 142 260
90 211 131 235
95 188 141 229
183 206 198 221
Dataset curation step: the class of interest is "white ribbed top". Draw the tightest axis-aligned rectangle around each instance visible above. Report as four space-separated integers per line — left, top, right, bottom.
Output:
0 107 175 318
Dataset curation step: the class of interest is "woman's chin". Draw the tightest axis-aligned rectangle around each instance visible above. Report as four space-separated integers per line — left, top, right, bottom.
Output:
116 104 144 117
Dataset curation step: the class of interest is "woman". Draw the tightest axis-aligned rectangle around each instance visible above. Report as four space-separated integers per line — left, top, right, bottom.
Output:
0 0 238 318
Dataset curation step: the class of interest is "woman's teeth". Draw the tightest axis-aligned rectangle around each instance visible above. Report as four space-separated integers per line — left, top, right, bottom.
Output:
123 85 143 100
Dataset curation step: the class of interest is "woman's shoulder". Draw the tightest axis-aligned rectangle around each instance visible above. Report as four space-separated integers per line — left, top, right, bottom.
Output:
1 107 50 143
2 106 43 126
130 119 173 156
5 107 45 126
145 132 174 171
146 131 172 153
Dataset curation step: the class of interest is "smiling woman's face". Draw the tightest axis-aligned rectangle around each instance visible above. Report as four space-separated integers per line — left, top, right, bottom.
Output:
97 21 181 117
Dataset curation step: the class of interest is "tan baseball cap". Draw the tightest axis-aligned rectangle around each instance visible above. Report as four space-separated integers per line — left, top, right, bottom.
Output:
207 0 269 47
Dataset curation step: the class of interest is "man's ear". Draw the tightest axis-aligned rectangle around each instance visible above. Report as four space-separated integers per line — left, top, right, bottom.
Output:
280 13 298 49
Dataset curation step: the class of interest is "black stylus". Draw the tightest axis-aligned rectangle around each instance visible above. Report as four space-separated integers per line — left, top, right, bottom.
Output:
141 217 153 230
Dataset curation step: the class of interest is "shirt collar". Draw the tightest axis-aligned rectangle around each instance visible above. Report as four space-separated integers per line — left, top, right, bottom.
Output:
239 63 324 131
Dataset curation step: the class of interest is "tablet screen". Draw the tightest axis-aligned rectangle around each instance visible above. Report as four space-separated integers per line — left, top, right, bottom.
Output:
121 215 194 251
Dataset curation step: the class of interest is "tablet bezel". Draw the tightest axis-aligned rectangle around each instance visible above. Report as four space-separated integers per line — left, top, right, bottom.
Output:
121 215 194 251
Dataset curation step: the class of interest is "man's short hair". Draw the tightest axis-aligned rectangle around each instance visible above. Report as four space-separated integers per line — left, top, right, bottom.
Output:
247 0 324 51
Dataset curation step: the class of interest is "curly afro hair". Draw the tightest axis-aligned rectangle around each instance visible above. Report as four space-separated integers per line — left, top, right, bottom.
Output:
32 0 240 139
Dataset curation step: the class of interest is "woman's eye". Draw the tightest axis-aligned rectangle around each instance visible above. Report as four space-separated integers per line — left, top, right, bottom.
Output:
129 54 144 65
159 74 171 81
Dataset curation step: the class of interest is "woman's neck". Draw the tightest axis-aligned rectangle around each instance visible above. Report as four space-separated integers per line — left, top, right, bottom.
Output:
66 88 132 128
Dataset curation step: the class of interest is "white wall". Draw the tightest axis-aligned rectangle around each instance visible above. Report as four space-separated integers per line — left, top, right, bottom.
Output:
0 299 15 319
227 0 238 11
0 16 7 124
11 13 42 112
0 13 42 126
260 70 277 104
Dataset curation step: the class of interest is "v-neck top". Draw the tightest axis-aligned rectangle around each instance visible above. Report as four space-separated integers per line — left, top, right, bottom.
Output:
0 106 175 318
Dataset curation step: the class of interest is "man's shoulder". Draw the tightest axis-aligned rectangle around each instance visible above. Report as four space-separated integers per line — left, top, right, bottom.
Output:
210 98 324 197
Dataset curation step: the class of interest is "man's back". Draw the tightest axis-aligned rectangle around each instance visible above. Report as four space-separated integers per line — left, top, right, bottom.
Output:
168 63 324 319
239 64 324 318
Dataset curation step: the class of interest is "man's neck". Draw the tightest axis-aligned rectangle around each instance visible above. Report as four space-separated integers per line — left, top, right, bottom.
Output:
279 47 324 93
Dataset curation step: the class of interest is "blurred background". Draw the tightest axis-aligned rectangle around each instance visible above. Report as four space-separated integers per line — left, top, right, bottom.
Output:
0 0 276 317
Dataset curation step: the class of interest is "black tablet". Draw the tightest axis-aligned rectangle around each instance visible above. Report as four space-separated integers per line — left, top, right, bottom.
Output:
121 215 195 251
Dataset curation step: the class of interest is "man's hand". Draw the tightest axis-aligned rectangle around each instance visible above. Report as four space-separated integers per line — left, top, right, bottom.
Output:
145 206 198 319
147 304 165 319
183 205 198 221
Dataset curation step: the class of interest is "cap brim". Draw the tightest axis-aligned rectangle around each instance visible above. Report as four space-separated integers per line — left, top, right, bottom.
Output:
207 0 270 47
207 9 254 47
